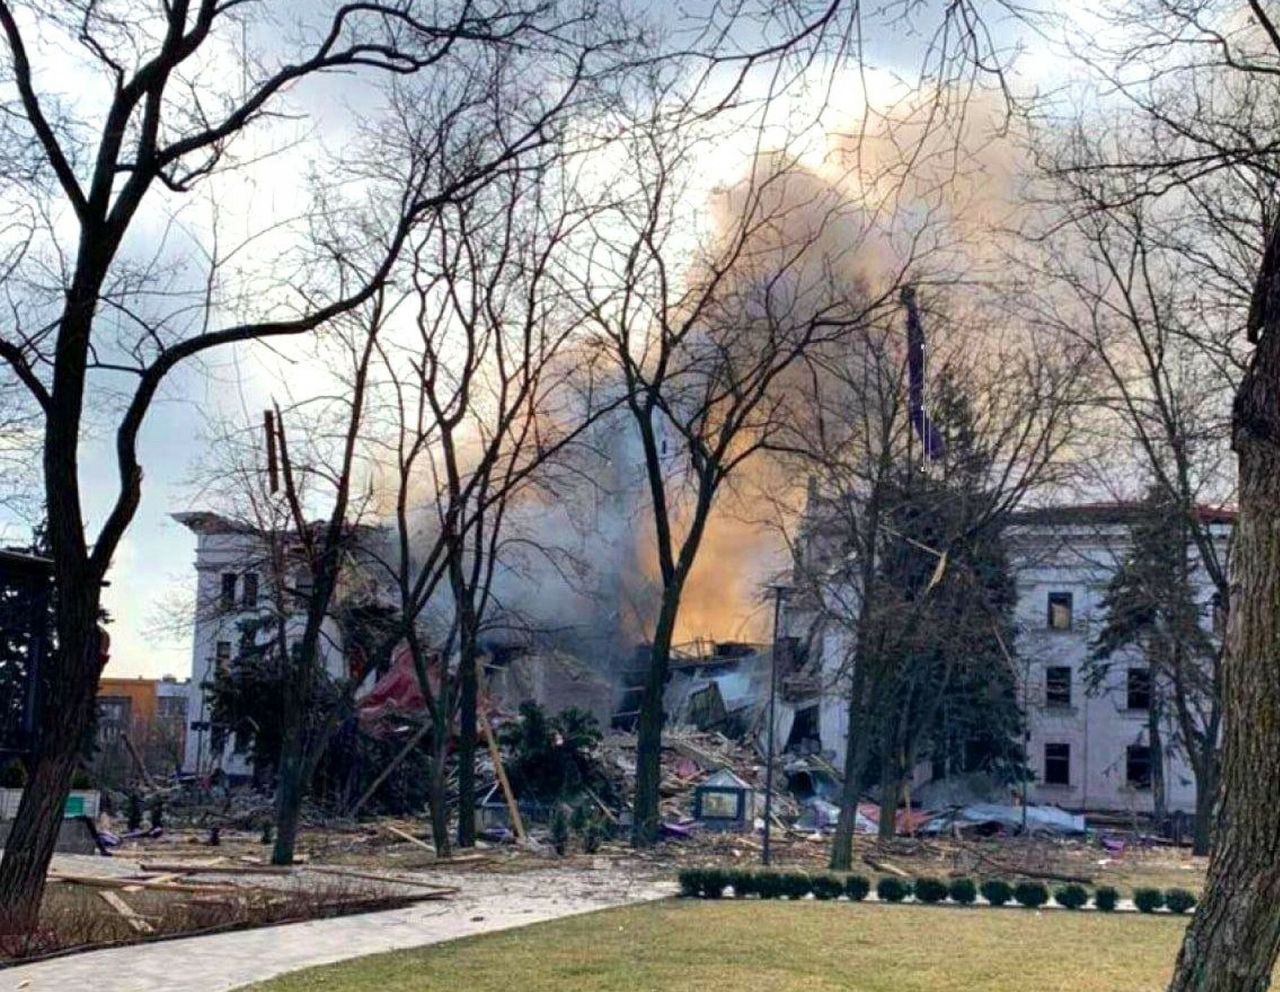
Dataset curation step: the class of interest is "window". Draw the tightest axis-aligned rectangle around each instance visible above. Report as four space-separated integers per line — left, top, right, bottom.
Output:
157 695 187 720
1047 591 1073 631
97 697 131 743
1127 668 1152 711
219 572 237 611
1045 666 1072 708
1127 744 1153 790
215 640 232 671
1043 742 1070 786
241 572 259 610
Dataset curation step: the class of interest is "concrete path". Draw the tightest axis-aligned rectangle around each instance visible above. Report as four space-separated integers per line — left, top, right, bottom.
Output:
2 862 675 992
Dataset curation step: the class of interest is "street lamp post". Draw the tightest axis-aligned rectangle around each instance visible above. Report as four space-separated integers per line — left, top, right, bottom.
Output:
762 583 790 866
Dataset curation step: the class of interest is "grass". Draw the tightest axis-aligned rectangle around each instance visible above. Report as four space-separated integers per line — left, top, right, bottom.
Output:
246 898 1192 992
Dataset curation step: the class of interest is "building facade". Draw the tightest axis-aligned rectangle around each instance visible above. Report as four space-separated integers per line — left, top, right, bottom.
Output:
174 512 353 778
787 499 1229 814
1008 504 1229 815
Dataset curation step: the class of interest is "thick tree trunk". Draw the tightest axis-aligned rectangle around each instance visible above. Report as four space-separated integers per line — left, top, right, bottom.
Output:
631 585 682 847
1168 284 1280 991
0 599 103 932
271 731 305 866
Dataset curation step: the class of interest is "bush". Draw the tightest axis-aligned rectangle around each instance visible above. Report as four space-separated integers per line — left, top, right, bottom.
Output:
1165 888 1197 914
844 875 871 902
1053 884 1089 910
913 877 949 904
0 759 27 789
1134 888 1165 914
1014 881 1049 909
876 877 910 903
1093 886 1119 912
980 879 1013 907
725 869 756 899
778 872 813 900
810 874 843 901
948 877 978 906
755 872 785 900
678 868 728 899
70 767 93 790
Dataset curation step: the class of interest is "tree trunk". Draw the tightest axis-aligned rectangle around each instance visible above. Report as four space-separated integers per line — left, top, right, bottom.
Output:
877 749 900 841
0 598 103 932
830 664 871 870
1167 274 1280 991
271 731 305 866
1193 762 1216 858
426 727 451 858
631 583 682 848
455 602 478 849
1150 697 1168 829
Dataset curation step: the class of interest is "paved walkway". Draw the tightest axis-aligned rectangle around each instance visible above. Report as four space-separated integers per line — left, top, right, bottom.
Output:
2 862 675 992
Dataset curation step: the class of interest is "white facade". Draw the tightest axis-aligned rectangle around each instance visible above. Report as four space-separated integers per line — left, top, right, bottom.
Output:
174 512 351 778
1009 508 1228 814
790 501 1229 814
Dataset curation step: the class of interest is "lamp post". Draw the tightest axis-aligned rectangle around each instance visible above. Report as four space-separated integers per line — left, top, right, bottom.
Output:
762 582 791 866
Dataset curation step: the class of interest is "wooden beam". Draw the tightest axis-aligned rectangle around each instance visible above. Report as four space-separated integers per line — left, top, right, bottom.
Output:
477 659 526 842
138 862 294 876
98 890 155 934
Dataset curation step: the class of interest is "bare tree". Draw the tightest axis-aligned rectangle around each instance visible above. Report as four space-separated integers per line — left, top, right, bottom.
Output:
1019 147 1243 853
0 0 626 931
1044 2 1280 987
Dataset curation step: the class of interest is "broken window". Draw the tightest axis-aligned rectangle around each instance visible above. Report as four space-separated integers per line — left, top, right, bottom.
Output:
1127 744 1153 790
1127 667 1152 711
1045 666 1072 708
219 572 237 612
1047 591 1073 631
1043 742 1070 786
241 572 259 610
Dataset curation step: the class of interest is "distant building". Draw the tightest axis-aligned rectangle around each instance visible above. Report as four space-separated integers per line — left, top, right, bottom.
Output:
93 675 190 786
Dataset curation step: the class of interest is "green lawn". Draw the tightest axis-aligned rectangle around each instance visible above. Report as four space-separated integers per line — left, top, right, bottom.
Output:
246 899 1192 992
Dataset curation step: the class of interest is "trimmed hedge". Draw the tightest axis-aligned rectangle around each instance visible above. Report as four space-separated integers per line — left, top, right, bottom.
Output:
948 877 978 906
877 877 911 903
678 868 726 899
913 877 949 904
811 875 843 901
1165 888 1197 914
844 874 871 902
679 866 1191 918
1014 881 1049 909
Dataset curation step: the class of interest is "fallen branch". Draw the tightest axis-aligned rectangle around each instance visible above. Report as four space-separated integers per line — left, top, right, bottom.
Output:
863 852 909 877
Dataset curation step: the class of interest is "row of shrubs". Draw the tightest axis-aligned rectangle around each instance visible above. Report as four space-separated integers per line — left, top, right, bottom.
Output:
678 868 1197 914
